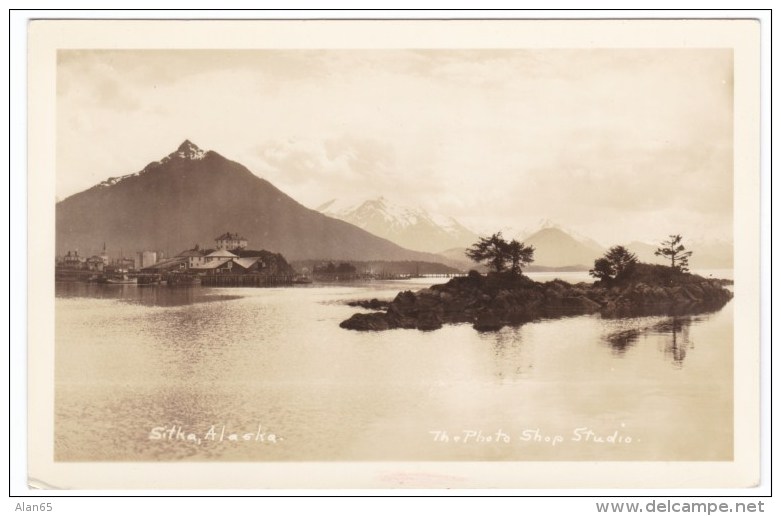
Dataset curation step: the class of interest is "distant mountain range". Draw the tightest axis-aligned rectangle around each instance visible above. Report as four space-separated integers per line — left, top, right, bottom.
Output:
439 222 605 269
518 222 605 269
515 219 605 252
55 140 733 270
439 219 732 271
56 141 455 262
317 197 479 254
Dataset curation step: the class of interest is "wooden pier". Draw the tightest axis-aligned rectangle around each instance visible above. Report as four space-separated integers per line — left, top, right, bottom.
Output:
55 269 98 282
313 272 371 282
200 274 293 287
312 272 468 281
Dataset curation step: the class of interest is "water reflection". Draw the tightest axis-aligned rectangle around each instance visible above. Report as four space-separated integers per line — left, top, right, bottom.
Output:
56 282 241 307
652 317 696 367
479 326 534 380
602 300 729 319
602 316 698 366
55 282 733 462
604 328 642 355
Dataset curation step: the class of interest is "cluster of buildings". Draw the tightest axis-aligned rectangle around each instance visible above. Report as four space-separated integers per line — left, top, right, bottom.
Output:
56 233 261 275
56 244 135 273
140 232 276 276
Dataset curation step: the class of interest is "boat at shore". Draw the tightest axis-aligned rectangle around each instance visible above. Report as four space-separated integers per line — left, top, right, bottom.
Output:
100 274 137 285
137 275 165 286
165 272 200 286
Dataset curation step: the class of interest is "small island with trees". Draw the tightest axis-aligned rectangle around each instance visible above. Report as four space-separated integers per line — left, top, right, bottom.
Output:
340 232 733 332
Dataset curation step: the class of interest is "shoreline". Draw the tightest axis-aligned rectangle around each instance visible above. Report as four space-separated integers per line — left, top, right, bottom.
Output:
340 266 734 333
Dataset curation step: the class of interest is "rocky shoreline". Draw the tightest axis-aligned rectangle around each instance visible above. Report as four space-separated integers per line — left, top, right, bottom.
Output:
340 265 733 332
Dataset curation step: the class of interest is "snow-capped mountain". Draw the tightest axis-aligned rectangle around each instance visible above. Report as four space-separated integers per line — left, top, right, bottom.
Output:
57 141 453 262
164 139 206 161
97 139 205 189
317 196 479 254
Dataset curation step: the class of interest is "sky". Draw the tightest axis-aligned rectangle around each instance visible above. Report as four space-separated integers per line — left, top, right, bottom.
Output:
56 49 733 246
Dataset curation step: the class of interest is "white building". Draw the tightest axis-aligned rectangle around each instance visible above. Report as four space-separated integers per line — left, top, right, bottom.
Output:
215 232 248 251
137 250 158 268
176 248 206 269
204 249 238 262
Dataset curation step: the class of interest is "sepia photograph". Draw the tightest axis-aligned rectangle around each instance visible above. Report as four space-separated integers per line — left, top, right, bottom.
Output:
24 18 762 490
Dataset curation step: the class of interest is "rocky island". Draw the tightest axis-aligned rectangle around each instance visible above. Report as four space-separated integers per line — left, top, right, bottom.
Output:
340 263 733 332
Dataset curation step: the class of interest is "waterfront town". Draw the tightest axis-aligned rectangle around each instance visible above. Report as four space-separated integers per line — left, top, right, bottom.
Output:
54 231 449 286
55 232 301 286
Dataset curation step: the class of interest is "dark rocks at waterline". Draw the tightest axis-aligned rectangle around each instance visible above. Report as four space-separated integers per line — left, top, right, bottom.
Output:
599 280 734 318
473 311 503 332
346 298 390 310
339 312 391 331
339 266 734 332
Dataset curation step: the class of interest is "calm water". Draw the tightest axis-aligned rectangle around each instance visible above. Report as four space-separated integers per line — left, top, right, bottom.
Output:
55 277 733 462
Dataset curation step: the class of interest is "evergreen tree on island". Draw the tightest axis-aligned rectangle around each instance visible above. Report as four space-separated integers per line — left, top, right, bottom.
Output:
655 234 693 273
465 232 535 274
589 245 638 282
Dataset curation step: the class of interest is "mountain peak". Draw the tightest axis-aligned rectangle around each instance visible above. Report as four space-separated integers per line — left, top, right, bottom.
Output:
516 219 603 247
318 196 478 254
170 139 206 161
93 140 208 190
57 146 448 262
535 218 562 231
